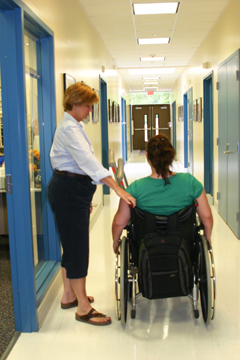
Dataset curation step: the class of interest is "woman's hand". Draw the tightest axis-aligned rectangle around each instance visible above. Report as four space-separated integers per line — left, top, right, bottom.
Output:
115 187 136 207
100 176 136 207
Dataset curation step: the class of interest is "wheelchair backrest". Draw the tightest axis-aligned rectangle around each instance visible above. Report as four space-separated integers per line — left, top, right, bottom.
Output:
129 202 198 249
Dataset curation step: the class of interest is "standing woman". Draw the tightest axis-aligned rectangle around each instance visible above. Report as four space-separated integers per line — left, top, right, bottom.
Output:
48 82 135 326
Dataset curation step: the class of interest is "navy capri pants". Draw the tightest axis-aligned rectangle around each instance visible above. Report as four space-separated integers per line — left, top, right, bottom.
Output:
48 172 96 279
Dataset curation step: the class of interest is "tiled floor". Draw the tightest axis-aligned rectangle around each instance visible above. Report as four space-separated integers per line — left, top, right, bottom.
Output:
7 151 240 360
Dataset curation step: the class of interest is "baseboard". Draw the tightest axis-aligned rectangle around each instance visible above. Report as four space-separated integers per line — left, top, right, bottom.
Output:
37 267 62 329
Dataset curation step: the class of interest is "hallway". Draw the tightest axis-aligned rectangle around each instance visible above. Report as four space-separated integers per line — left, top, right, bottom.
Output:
6 151 240 360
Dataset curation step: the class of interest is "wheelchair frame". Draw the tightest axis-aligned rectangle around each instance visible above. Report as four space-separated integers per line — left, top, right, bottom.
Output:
115 206 216 326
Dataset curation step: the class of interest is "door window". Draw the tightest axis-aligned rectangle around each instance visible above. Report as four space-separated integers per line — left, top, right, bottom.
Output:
24 32 47 272
144 114 148 142
155 114 159 135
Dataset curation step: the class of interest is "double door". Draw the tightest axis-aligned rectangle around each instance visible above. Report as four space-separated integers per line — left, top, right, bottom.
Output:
132 104 171 150
218 50 240 238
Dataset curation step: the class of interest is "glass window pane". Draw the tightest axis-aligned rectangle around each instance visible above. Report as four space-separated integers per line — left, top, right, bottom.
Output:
155 114 159 134
24 33 47 273
144 114 148 142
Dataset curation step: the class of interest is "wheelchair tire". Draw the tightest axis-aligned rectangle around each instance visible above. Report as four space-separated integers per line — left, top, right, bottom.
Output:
199 235 215 325
120 236 129 325
194 309 199 319
131 309 136 319
115 241 121 321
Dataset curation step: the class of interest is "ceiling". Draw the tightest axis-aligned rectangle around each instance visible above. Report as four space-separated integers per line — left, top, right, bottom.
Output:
78 0 231 92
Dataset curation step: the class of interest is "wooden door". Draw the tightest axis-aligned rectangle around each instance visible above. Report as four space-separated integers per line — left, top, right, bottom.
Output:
132 105 171 150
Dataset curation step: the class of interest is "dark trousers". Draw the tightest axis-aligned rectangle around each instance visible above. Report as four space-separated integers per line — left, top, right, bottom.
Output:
48 173 96 278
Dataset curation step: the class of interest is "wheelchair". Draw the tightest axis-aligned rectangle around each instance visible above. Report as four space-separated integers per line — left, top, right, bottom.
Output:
115 202 216 326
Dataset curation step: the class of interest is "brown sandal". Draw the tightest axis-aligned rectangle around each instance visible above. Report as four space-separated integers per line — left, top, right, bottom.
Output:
61 296 94 309
75 308 112 326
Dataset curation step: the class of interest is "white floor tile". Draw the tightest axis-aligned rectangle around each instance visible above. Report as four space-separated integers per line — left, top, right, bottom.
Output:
7 152 240 360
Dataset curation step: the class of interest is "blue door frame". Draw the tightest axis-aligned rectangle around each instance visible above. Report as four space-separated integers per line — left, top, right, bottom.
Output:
129 105 132 152
203 73 214 195
188 87 193 174
100 77 110 194
172 101 176 149
121 97 127 162
0 1 59 332
183 93 188 168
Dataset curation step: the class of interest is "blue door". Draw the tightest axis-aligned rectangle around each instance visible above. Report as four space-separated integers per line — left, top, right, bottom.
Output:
218 62 228 222
188 87 193 174
203 73 214 196
172 101 176 150
121 97 127 162
218 50 240 237
183 93 188 168
226 52 240 236
100 77 110 195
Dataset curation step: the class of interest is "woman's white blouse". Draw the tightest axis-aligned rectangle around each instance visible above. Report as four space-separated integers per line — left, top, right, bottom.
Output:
50 112 111 185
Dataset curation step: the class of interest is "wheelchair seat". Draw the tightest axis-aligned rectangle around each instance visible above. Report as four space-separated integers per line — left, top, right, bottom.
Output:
115 202 216 326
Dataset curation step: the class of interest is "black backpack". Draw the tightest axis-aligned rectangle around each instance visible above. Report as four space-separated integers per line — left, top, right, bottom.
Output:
130 204 197 300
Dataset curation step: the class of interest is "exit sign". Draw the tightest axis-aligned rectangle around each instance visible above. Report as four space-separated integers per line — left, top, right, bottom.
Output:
147 91 154 95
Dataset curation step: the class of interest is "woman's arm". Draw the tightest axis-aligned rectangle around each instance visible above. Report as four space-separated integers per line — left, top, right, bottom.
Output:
101 176 136 207
196 189 213 242
112 199 131 253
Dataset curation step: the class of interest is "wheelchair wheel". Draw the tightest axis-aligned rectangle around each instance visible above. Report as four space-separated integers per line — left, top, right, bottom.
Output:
199 235 216 324
120 236 129 325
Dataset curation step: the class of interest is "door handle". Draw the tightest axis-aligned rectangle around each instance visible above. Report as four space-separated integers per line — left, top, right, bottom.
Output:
224 143 229 154
223 143 234 155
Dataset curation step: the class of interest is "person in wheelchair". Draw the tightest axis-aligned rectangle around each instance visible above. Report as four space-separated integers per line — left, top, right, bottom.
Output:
112 133 213 253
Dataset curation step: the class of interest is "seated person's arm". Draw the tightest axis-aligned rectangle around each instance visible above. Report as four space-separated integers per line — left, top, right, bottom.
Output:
112 199 131 253
196 189 213 242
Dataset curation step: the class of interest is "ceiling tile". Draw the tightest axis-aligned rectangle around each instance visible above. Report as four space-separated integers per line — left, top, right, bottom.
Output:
77 0 232 91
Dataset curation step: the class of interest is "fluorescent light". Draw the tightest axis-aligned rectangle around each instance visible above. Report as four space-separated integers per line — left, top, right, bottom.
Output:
144 81 158 85
128 68 175 75
143 77 160 80
138 38 170 45
133 2 179 15
141 57 165 61
144 87 158 90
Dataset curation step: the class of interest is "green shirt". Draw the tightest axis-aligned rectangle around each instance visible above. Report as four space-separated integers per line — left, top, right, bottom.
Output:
126 173 203 216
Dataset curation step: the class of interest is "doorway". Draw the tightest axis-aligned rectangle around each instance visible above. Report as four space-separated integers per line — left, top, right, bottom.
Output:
183 93 188 168
204 73 214 196
132 104 171 150
100 77 109 195
172 101 176 150
188 87 193 174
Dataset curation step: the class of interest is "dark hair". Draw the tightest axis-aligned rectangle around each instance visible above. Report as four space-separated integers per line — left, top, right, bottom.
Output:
147 134 176 185
63 82 99 111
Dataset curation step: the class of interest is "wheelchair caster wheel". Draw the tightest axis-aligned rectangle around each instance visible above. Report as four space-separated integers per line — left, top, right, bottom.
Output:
131 309 136 319
194 309 199 319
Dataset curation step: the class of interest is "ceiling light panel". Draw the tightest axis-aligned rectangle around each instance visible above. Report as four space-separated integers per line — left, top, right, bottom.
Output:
133 2 179 15
128 68 175 75
138 38 170 45
144 81 159 84
141 57 165 61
